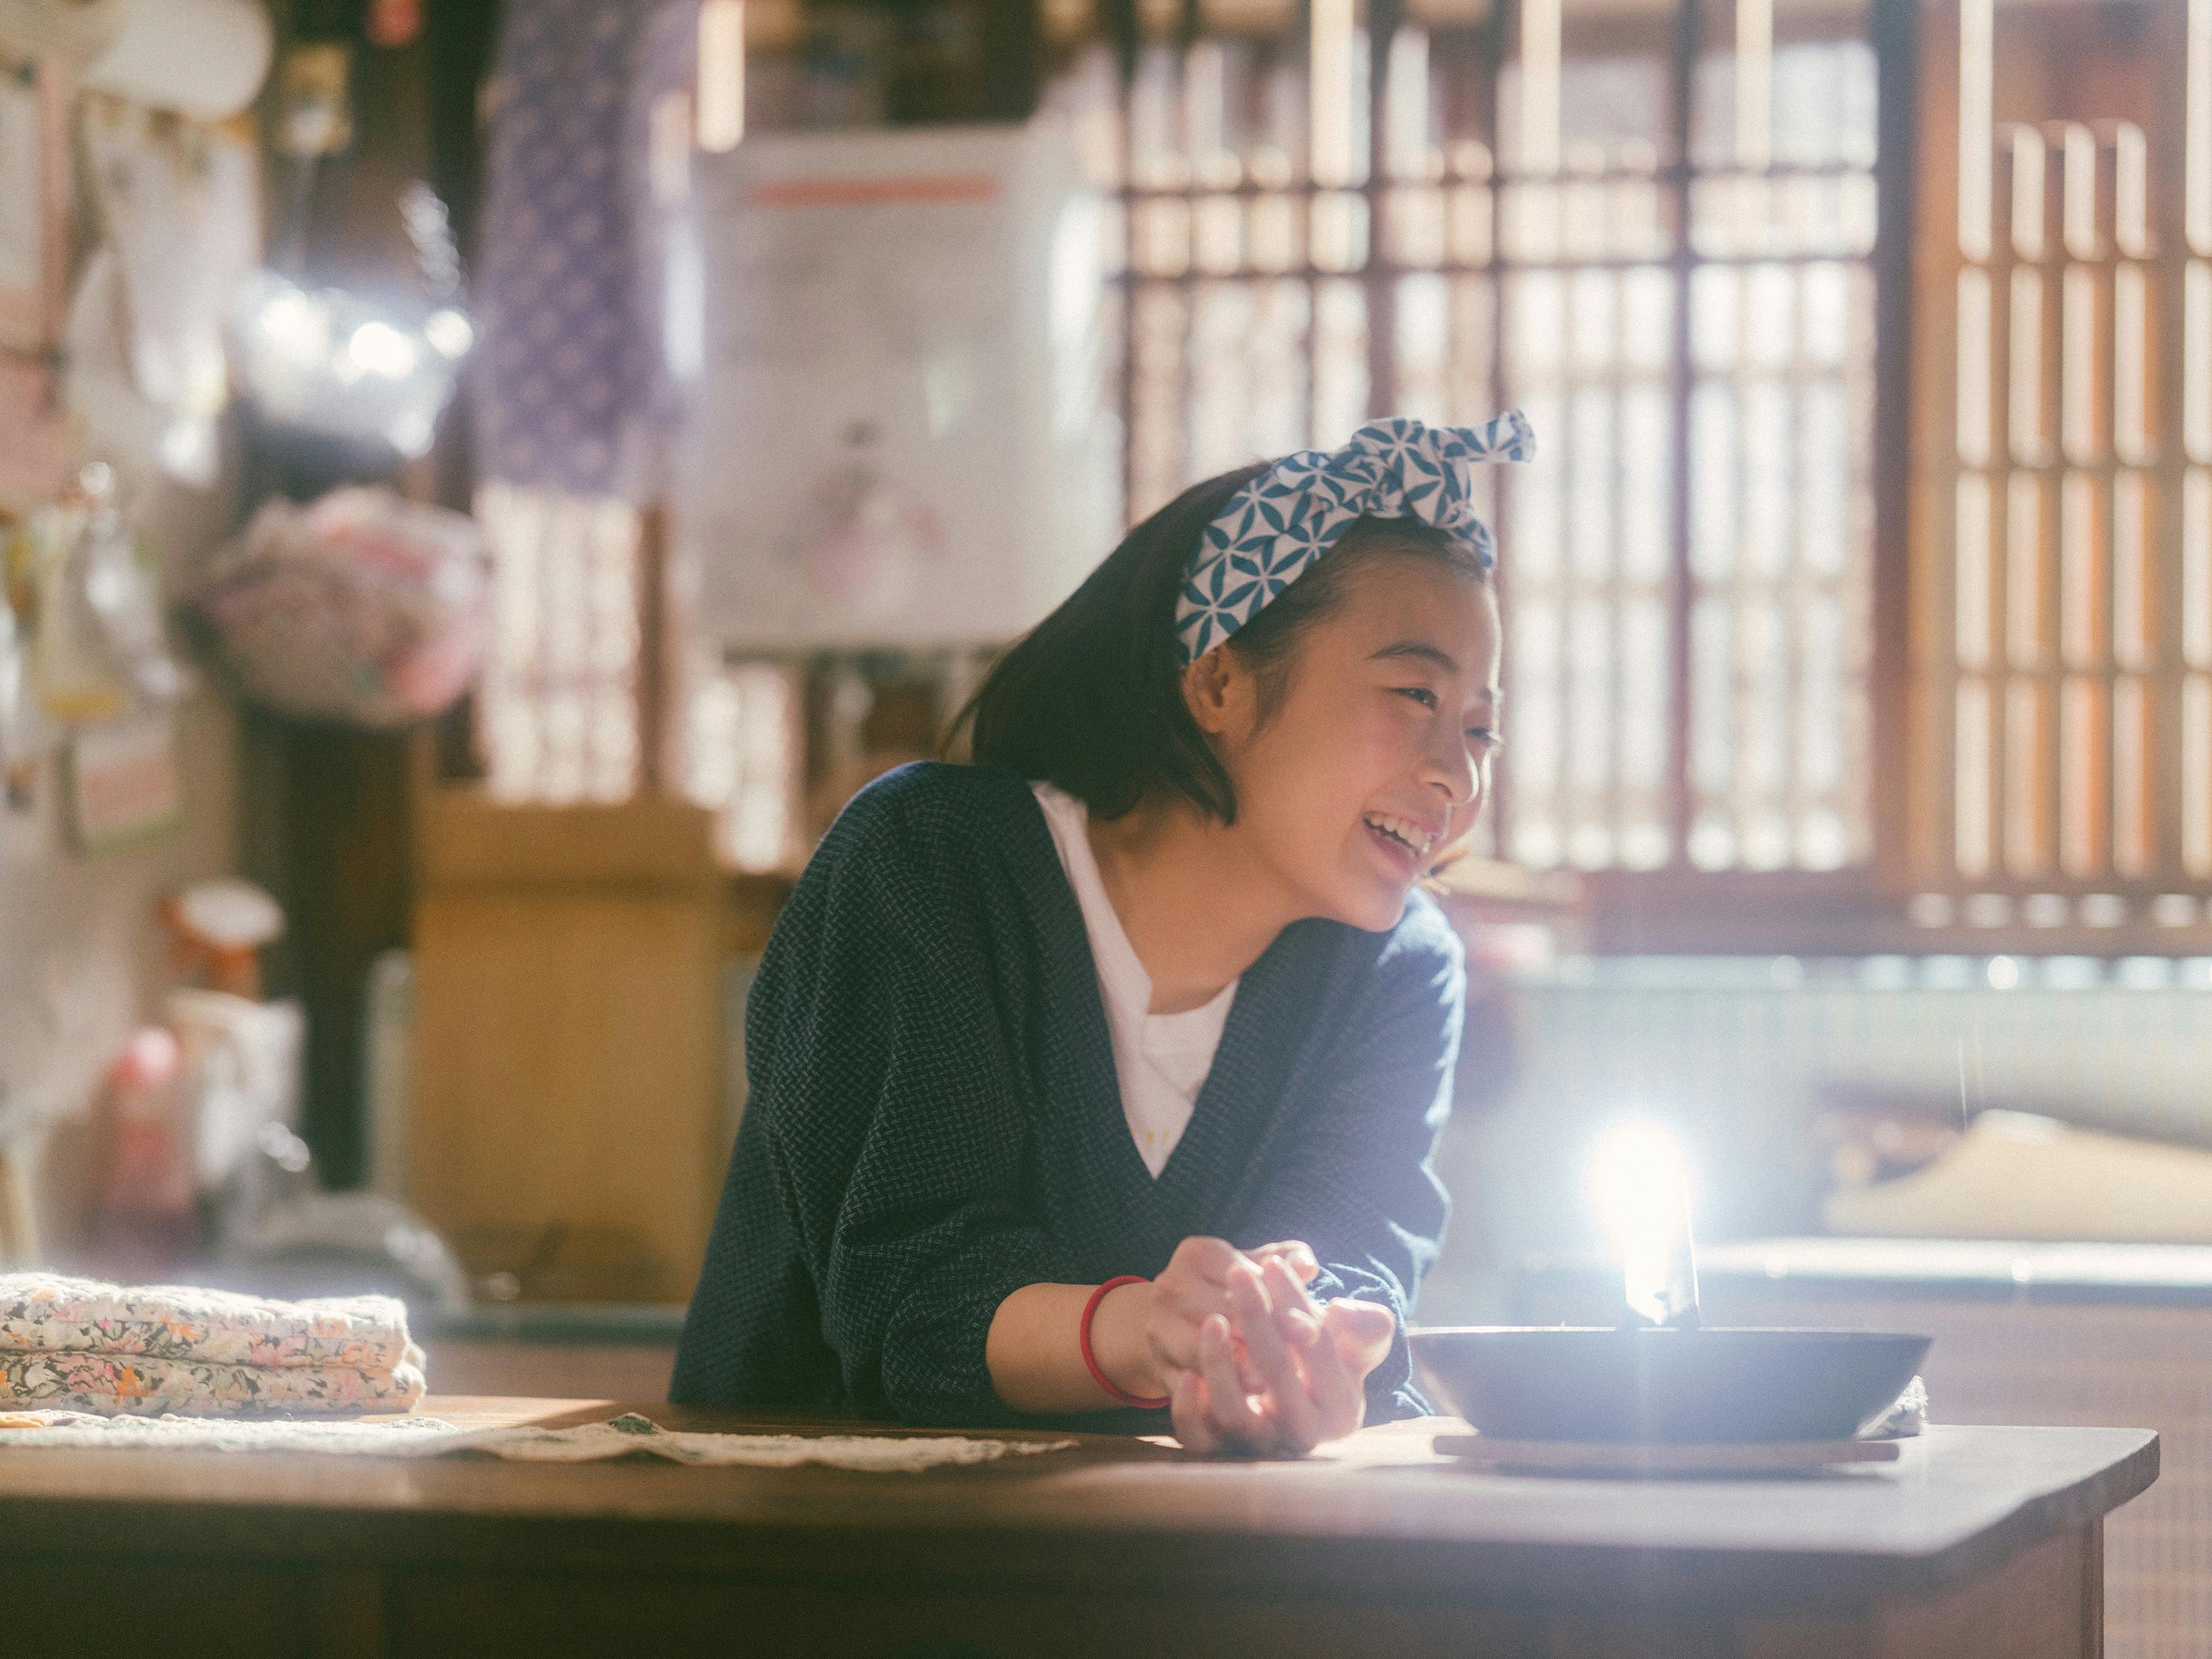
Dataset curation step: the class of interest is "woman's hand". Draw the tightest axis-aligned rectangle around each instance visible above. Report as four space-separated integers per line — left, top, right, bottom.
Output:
1088 1237 1321 1402
1168 1253 1397 1457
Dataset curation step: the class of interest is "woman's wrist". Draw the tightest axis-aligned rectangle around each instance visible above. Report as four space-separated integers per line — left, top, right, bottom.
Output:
1086 1278 1168 1402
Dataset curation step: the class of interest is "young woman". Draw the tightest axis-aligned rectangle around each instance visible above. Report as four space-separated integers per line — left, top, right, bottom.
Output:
672 412 1534 1455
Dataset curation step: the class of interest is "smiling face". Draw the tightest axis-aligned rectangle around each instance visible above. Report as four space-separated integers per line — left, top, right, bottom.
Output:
1184 546 1503 932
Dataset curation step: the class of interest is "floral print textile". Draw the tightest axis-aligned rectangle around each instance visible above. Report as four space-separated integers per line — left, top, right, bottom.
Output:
0 1273 424 1416
0 1274 414 1371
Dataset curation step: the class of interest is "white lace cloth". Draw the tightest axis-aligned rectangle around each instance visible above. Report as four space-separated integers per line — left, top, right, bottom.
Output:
0 1409 1075 1470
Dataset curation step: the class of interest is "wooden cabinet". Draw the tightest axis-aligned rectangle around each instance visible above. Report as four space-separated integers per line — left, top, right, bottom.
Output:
407 790 734 1303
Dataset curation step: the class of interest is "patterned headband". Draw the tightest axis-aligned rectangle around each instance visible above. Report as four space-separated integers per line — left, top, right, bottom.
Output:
1174 411 1535 667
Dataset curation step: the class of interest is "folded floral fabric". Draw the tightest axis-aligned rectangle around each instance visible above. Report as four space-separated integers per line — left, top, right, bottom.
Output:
0 1273 414 1374
0 1346 428 1416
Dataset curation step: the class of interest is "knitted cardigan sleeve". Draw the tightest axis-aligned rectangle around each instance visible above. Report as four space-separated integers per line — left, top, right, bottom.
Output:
695 781 1059 1426
1229 894 1464 1424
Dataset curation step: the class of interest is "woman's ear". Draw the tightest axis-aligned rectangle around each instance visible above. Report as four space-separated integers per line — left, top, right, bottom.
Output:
1180 645 1247 738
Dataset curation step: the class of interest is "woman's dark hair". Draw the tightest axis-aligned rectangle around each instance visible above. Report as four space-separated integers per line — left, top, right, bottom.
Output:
945 463 1490 824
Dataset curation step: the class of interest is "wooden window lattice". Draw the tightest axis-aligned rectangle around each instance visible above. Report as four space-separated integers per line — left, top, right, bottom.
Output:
1070 0 1885 875
475 481 647 806
1923 0 2212 923
476 0 2212 935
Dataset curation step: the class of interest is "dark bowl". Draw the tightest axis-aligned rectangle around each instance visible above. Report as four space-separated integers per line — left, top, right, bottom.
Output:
1409 1326 1932 1444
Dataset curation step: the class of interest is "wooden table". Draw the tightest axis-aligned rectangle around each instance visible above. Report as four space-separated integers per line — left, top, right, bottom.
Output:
0 1397 2157 1659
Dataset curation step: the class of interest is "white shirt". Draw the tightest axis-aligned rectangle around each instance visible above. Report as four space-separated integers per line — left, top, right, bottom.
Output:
1031 782 1238 1178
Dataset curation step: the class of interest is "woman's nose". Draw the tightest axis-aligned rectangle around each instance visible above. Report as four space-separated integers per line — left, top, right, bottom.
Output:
1422 729 1480 807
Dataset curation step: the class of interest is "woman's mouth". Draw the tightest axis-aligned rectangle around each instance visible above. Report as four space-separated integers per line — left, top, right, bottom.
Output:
1362 811 1436 877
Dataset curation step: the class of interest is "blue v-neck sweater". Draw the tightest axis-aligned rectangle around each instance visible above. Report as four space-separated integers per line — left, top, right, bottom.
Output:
669 759 1464 1431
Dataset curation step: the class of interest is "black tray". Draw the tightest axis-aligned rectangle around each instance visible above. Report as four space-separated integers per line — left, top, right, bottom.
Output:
1410 1326 1931 1444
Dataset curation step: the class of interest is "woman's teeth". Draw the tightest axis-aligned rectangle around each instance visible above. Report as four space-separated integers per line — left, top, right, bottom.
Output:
1363 813 1433 857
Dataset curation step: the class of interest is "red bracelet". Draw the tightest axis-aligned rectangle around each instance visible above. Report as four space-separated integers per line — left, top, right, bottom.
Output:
1080 1275 1171 1409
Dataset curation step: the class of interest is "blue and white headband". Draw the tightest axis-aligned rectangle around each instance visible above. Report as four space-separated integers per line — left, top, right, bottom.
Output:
1174 411 1535 667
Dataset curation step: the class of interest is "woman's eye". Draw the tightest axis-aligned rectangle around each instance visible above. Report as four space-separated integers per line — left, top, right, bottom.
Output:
1395 686 1440 709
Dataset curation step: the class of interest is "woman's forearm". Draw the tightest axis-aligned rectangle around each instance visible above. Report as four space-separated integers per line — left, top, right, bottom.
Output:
986 1280 1166 1413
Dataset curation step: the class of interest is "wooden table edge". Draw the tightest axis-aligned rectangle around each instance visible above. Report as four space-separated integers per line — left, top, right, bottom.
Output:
0 1401 2162 1610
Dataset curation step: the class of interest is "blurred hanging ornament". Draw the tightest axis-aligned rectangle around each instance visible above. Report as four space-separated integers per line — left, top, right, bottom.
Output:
189 486 488 728
230 183 475 461
368 0 423 49
26 463 188 727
